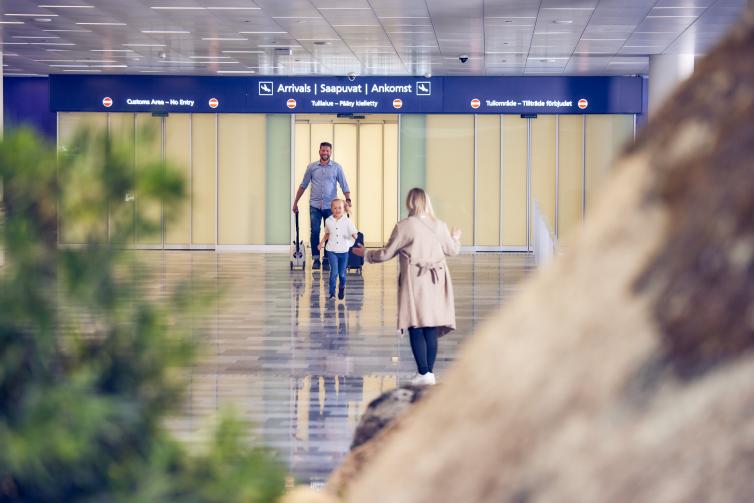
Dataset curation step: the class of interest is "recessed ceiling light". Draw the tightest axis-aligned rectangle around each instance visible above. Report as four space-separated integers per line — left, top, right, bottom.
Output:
217 70 257 74
645 15 698 18
44 29 91 32
13 35 60 38
76 22 127 25
206 6 260 9
190 55 232 59
150 6 204 9
202 37 248 41
552 19 573 24
0 21 25 24
122 43 166 47
35 18 54 22
62 69 101 72
4 13 59 16
38 4 94 8
90 49 133 52
221 50 264 53
141 30 190 34
239 31 287 34
31 42 76 45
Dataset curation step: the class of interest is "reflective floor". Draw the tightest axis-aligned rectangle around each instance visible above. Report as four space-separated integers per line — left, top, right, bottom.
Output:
143 252 535 485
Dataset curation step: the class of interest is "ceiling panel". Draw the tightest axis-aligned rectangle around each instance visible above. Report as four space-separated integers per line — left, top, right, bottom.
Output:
0 0 748 77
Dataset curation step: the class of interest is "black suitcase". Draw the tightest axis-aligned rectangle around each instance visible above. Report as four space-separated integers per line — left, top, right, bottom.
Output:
347 232 364 274
290 211 306 271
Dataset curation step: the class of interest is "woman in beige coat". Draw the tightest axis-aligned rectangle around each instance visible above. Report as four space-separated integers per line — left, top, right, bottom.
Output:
352 188 461 385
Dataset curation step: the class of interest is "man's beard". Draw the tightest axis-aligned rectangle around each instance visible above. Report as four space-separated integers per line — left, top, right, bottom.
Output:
320 155 330 161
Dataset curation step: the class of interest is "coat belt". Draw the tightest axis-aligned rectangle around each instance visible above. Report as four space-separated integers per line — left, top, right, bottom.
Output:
415 261 444 284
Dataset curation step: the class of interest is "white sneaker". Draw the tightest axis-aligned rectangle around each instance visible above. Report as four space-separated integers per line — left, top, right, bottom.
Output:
410 372 435 386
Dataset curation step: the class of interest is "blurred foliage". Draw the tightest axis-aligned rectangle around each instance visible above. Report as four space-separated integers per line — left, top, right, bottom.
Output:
0 127 285 502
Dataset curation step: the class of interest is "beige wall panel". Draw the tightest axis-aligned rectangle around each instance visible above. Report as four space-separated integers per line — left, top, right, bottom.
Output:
294 122 312 249
309 123 333 164
358 124 383 245
531 115 557 235
502 116 528 247
108 113 135 244
558 116 584 243
476 115 502 246
425 115 474 246
334 123 358 221
58 113 108 244
383 123 399 245
164 114 191 245
135 113 163 245
218 115 266 245
58 112 107 146
585 115 634 212
191 114 216 245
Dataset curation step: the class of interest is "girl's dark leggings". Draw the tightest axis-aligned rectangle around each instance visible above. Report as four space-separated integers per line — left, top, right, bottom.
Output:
408 326 438 375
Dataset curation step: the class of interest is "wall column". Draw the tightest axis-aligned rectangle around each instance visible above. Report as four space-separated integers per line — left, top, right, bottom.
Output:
648 54 695 116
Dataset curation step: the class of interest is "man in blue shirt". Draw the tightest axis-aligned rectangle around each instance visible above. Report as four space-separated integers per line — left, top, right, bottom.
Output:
292 142 352 270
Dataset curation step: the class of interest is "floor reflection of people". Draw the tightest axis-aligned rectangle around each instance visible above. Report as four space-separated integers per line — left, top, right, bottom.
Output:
344 271 364 312
292 374 364 485
321 299 348 353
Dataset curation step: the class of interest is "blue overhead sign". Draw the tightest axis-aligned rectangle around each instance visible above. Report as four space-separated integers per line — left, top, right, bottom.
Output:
246 76 443 113
443 76 642 114
49 75 642 114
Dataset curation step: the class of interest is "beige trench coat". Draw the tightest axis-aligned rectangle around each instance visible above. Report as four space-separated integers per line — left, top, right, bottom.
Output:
366 215 460 337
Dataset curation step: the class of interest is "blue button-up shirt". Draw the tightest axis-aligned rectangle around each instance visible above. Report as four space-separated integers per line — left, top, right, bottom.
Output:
299 160 350 210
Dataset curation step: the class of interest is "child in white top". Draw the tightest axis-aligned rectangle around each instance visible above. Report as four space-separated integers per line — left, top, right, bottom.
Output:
319 198 359 300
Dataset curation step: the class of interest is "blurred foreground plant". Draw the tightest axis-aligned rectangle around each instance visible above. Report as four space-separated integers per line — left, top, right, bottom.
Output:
0 127 285 502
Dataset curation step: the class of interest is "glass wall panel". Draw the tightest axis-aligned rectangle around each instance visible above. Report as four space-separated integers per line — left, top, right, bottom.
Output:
135 113 162 245
294 122 312 249
476 115 501 246
585 115 634 212
333 123 358 221
502 116 528 248
383 123 399 244
265 115 291 245
164 114 191 245
557 115 584 243
358 123 383 246
108 113 135 245
58 112 108 244
191 114 216 245
309 123 333 162
425 115 474 246
218 115 266 245
531 115 556 235
398 115 426 219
